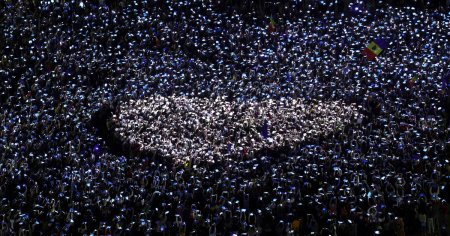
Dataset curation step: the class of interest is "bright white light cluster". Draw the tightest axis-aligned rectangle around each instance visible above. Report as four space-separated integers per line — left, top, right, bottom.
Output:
113 95 359 164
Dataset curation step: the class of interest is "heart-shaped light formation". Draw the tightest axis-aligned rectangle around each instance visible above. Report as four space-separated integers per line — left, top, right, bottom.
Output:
112 95 359 164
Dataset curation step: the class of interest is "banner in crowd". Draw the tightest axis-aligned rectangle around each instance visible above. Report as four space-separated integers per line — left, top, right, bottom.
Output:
362 38 387 60
268 17 276 33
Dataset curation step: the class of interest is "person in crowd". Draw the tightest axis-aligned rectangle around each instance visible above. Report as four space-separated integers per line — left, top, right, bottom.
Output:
0 0 449 235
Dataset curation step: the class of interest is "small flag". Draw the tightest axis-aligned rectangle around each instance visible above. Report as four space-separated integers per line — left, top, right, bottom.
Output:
408 76 419 86
269 17 276 26
184 160 191 168
362 39 387 60
268 17 276 33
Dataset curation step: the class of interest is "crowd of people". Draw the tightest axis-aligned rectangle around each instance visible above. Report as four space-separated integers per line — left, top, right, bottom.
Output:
112 95 358 164
0 0 449 235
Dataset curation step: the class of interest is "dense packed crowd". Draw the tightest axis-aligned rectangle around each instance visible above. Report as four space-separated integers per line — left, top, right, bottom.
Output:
113 95 358 164
0 0 449 235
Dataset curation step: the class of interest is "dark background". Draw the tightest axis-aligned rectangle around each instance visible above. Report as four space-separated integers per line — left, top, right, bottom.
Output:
3 0 449 13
